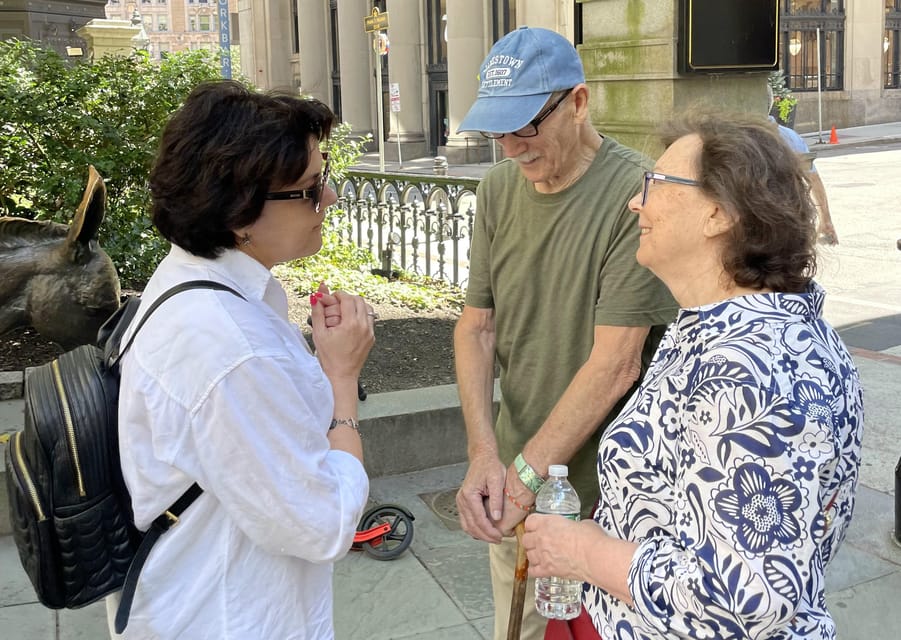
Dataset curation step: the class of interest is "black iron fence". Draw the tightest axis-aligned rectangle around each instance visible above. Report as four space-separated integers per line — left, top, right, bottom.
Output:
329 170 481 287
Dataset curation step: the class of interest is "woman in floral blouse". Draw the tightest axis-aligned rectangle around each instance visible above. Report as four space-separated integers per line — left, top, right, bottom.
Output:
522 113 863 640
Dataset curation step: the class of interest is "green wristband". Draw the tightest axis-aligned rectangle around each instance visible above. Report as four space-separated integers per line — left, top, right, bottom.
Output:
514 453 545 494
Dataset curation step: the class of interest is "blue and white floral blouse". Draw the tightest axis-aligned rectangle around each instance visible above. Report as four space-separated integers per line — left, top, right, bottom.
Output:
585 283 864 639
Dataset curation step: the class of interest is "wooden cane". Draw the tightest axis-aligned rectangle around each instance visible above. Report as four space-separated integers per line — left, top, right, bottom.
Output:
506 521 529 640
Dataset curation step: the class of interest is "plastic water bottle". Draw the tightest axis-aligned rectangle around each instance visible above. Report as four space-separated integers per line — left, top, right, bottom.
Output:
534 464 582 620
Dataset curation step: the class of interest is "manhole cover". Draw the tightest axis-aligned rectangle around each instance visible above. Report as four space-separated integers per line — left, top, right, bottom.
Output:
418 488 461 531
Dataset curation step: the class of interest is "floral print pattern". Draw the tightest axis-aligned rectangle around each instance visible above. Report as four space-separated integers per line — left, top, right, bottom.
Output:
585 283 864 639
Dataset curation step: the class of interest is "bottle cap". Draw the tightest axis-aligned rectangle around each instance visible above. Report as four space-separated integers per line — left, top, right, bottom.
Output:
548 464 568 477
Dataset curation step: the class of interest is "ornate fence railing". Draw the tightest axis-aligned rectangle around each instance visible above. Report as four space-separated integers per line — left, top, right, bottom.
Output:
328 170 481 287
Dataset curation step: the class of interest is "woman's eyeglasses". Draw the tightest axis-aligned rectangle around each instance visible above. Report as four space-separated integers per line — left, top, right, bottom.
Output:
479 89 573 140
640 171 700 206
264 153 331 213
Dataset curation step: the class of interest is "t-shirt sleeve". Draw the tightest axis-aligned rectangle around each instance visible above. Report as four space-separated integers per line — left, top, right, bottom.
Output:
464 180 495 309
594 204 677 327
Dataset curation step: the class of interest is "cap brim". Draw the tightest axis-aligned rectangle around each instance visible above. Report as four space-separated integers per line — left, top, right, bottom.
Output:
456 93 551 134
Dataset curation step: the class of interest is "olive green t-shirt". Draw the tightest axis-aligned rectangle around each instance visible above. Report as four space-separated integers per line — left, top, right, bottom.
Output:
465 136 678 513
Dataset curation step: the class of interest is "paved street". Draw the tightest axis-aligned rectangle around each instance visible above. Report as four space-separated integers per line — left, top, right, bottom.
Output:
1 134 900 639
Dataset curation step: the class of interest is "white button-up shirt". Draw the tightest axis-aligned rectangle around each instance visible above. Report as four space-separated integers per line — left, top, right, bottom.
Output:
107 245 368 639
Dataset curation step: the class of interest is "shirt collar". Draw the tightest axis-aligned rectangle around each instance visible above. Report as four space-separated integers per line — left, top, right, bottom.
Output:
673 281 825 337
163 245 289 319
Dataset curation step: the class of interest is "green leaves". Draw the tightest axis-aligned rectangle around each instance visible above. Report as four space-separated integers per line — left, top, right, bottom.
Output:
0 40 222 286
0 39 460 313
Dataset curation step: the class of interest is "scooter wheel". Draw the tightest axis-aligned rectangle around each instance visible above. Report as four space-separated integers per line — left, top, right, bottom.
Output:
360 506 414 560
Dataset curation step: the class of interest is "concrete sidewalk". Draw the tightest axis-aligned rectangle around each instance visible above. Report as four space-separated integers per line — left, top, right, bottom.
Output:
2 140 901 640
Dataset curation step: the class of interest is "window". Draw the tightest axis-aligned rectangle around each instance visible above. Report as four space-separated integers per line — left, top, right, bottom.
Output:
189 16 196 31
780 0 845 91
427 0 447 65
491 0 516 44
329 0 342 121
158 15 167 32
199 14 210 31
290 0 299 54
887 0 901 88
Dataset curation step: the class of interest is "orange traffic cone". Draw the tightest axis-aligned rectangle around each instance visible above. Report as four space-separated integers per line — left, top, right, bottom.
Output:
829 126 838 144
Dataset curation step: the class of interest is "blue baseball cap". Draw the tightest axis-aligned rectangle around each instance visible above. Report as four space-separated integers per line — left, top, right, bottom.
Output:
457 27 585 135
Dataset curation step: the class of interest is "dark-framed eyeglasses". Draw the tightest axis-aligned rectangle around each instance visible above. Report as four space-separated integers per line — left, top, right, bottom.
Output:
479 89 573 140
264 152 331 213
640 171 701 206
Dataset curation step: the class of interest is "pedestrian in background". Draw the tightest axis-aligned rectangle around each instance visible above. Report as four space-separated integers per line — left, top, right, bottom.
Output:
453 27 677 639
523 112 863 640
767 85 839 245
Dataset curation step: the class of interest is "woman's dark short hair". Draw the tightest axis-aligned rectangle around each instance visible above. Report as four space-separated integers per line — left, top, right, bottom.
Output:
660 112 817 293
150 80 334 258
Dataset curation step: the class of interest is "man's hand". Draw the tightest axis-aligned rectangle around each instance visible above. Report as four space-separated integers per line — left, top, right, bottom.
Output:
456 451 507 543
493 462 537 536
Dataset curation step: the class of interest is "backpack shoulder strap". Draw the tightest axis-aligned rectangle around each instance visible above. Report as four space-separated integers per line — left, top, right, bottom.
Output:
115 483 204 634
111 279 244 369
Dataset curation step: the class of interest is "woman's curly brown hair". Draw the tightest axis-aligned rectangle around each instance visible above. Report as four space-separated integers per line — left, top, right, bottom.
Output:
660 112 818 293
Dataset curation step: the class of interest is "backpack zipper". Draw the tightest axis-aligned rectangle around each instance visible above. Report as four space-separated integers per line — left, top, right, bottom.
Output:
12 432 47 521
51 359 86 497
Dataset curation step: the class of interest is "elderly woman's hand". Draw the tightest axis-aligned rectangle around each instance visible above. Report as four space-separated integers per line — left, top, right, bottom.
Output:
522 514 591 581
524 515 638 605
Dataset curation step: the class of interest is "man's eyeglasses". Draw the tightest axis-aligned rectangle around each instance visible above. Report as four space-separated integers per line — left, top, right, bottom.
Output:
264 152 331 213
640 171 701 206
479 89 573 140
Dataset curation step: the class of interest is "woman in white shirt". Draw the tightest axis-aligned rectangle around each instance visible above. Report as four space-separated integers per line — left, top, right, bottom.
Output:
108 80 374 639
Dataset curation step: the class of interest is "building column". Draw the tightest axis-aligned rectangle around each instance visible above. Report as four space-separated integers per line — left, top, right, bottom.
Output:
337 0 374 139
845 0 885 120
237 0 293 91
442 0 489 163
297 0 329 103
385 0 427 161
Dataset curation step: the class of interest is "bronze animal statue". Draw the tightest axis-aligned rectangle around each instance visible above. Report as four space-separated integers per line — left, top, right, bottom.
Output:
0 166 121 348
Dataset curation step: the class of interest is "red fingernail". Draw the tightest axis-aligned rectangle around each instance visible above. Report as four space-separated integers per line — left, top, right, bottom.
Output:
310 295 318 306
315 292 323 299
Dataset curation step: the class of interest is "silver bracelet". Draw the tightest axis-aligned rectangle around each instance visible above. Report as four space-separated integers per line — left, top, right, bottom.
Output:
329 417 360 433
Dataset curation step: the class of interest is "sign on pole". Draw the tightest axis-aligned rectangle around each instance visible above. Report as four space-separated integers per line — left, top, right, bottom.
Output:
389 82 401 113
218 0 231 78
363 8 389 33
364 8 390 173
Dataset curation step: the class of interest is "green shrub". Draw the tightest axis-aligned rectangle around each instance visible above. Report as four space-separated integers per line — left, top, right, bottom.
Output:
0 40 224 286
0 39 462 312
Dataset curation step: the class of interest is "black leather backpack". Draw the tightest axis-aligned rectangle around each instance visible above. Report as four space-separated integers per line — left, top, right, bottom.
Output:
4 280 242 632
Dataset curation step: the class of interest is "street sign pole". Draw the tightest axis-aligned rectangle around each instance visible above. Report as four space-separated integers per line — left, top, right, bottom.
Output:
390 82 402 169
364 8 389 173
394 112 402 169
374 32 385 173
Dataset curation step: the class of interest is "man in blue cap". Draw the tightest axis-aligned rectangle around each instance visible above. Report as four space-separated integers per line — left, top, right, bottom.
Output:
453 26 676 639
